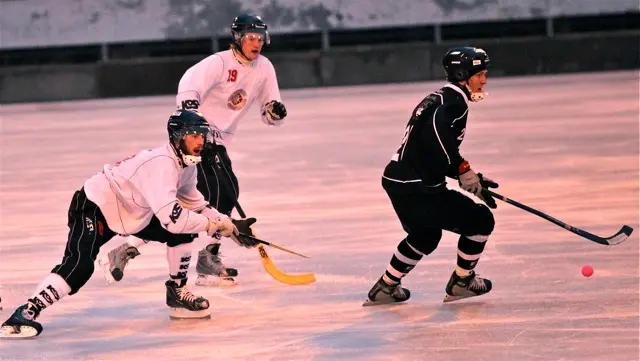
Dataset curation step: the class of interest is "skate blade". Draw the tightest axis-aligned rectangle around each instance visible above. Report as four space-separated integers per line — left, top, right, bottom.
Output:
362 298 407 307
0 325 40 339
169 308 211 320
195 274 237 287
97 257 115 285
443 293 485 303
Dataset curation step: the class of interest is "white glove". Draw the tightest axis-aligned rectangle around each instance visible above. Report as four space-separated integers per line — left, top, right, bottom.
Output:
459 169 481 196
201 207 238 238
206 215 238 237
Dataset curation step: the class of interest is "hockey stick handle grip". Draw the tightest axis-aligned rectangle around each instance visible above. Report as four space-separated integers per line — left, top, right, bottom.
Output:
239 233 311 259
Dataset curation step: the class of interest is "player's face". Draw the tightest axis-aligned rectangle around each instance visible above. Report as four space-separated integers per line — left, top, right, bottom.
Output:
241 32 265 60
467 70 488 93
183 134 205 156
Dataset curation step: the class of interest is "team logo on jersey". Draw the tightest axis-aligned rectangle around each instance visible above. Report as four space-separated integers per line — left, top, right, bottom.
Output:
169 203 183 224
227 89 248 110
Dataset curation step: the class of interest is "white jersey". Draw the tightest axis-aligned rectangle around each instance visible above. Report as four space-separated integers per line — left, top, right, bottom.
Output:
176 49 282 146
83 144 210 235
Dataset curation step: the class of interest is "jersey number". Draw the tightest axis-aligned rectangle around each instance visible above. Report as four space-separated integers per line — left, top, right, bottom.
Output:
457 128 466 141
227 69 238 82
392 124 414 161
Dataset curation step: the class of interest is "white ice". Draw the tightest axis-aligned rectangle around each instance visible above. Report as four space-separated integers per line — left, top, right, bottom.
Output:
0 71 638 361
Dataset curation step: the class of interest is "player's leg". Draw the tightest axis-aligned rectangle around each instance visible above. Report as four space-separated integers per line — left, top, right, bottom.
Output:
434 189 496 302
194 146 240 286
2 188 116 337
365 192 444 305
97 235 145 283
134 220 210 319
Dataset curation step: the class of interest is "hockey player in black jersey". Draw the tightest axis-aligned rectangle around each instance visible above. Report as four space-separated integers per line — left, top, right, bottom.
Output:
365 46 499 306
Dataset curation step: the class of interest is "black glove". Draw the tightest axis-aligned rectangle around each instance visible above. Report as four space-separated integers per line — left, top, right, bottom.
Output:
263 100 287 123
230 218 259 248
477 173 499 209
270 101 287 119
201 142 217 165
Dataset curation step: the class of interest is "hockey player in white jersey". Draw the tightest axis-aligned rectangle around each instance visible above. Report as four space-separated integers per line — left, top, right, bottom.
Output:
1 110 257 338
101 13 287 287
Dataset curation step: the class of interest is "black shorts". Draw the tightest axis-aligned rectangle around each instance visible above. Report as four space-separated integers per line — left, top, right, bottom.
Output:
384 185 495 237
196 145 239 216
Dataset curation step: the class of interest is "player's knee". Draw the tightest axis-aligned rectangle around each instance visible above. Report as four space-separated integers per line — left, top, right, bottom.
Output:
407 228 443 255
55 259 94 295
166 234 197 248
471 205 495 236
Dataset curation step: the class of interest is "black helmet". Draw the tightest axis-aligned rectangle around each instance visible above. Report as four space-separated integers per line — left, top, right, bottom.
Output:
231 13 270 48
442 47 490 82
167 109 210 166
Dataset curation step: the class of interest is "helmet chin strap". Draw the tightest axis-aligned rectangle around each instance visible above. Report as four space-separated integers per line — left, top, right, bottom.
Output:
465 84 488 102
172 140 202 167
181 154 202 166
232 47 253 65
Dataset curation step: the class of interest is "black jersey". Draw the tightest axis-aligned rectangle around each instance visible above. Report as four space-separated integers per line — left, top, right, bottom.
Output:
383 83 471 194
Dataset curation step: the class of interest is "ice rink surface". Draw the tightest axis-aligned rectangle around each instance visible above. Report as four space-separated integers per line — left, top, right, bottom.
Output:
0 71 638 361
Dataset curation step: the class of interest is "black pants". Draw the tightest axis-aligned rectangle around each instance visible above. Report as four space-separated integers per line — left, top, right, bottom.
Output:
196 145 239 216
384 187 495 255
51 189 200 295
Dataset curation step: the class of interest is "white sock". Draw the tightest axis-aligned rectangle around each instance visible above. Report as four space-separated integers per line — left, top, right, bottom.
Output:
455 266 472 278
29 273 72 312
166 243 193 280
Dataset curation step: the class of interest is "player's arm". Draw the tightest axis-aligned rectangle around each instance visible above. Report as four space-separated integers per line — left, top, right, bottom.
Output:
429 103 468 179
258 59 287 126
176 168 208 212
176 54 225 110
133 157 227 235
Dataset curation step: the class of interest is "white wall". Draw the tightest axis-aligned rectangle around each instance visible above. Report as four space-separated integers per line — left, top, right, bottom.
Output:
1 0 637 49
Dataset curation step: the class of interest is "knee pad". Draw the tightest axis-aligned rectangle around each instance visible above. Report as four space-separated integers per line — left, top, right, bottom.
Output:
166 234 197 248
466 205 495 236
407 228 443 256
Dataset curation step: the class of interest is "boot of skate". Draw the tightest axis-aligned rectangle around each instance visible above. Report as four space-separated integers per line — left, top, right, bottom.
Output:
443 270 492 303
195 243 238 287
166 279 210 319
363 276 411 306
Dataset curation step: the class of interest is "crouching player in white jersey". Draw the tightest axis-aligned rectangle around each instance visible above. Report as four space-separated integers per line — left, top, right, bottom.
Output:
100 13 287 287
0 110 257 338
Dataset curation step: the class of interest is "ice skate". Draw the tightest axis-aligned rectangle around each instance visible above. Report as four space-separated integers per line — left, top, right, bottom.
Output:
0 303 43 338
195 243 238 287
443 270 492 303
98 243 141 284
166 279 211 320
363 277 411 306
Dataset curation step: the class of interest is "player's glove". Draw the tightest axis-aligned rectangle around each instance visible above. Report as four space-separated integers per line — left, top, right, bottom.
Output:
458 161 499 209
201 142 217 165
230 218 259 248
458 161 481 195
262 100 287 125
202 207 238 237
477 173 499 209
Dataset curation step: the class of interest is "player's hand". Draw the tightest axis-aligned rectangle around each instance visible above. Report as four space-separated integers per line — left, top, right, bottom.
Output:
230 218 259 248
477 173 499 209
459 168 481 195
262 100 287 125
206 214 237 237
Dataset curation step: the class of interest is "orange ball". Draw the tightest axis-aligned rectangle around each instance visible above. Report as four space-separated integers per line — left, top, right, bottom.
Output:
581 265 594 277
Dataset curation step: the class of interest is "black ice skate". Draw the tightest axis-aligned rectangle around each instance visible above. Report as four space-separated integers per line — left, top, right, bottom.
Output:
98 243 141 284
166 279 211 320
195 243 238 287
363 277 411 306
0 303 43 338
443 270 492 303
